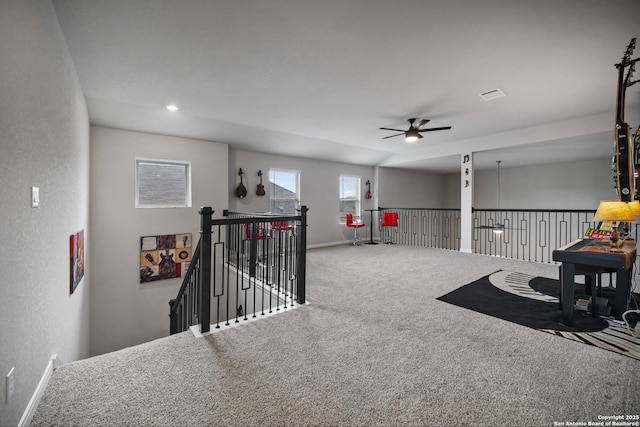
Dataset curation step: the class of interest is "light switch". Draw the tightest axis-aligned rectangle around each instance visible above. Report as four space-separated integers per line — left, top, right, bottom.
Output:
31 186 39 208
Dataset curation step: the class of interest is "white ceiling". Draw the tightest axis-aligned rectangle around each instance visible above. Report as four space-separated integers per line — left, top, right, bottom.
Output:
52 0 640 173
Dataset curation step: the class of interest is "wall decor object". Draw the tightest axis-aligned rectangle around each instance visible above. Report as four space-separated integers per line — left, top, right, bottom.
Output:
256 170 265 196
140 233 192 283
70 229 85 294
236 168 247 199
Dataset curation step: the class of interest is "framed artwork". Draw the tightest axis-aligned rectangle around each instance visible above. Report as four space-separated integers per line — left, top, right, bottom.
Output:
70 229 85 294
140 233 192 283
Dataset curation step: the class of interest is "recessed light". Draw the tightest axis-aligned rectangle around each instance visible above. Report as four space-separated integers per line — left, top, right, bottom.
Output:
166 105 179 111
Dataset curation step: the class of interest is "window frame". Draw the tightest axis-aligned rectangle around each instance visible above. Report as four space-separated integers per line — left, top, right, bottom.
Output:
135 158 192 209
269 168 301 214
339 174 361 222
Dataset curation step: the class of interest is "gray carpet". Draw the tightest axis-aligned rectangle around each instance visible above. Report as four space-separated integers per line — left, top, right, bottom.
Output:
31 245 640 426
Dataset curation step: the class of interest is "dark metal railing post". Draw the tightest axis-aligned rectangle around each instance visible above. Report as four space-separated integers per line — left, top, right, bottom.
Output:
249 223 258 278
296 205 308 304
169 299 179 335
199 206 214 334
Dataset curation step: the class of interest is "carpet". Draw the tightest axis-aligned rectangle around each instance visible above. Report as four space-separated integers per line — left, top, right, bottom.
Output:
437 270 640 360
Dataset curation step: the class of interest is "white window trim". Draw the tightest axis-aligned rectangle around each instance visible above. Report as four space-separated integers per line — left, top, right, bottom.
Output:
339 174 361 223
269 168 301 214
135 158 192 208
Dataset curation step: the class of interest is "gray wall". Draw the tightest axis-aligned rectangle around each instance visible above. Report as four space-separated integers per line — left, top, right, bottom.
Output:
229 149 377 246
444 157 614 210
378 167 446 208
89 127 228 356
0 2 90 425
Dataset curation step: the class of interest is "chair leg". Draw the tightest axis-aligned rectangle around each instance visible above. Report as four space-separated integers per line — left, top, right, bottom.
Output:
385 227 395 244
352 227 360 245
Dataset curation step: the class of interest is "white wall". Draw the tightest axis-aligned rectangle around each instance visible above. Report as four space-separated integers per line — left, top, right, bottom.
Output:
0 2 90 425
229 149 376 246
443 172 461 209
377 167 446 208
456 158 614 210
89 127 228 356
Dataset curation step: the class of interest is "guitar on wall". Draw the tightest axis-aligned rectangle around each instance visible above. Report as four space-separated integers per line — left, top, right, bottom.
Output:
256 170 266 196
236 168 247 199
614 38 639 201
365 180 372 199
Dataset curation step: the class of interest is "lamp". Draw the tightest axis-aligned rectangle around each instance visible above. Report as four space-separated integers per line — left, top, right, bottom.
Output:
621 200 640 240
404 130 421 143
593 200 637 246
628 200 640 216
593 200 636 222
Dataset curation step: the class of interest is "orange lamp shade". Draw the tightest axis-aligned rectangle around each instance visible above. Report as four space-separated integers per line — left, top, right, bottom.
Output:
593 200 637 222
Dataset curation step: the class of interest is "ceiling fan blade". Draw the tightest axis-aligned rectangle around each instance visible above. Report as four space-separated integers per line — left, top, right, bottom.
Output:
417 126 452 133
416 119 430 129
382 133 405 139
379 127 406 132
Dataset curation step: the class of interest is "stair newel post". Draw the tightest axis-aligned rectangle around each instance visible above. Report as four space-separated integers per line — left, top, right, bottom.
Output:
168 299 178 335
199 206 214 334
296 205 308 304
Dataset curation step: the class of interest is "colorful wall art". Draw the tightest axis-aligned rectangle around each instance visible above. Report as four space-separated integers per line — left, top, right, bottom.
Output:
140 233 192 283
70 229 85 294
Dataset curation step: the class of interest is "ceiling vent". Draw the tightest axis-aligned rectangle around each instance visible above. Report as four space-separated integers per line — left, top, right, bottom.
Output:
479 88 506 101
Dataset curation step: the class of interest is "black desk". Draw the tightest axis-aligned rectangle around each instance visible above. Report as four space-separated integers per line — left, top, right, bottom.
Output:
364 209 378 245
552 238 636 324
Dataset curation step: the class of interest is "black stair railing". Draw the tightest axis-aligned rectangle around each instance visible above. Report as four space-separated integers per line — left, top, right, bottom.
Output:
168 239 201 335
169 206 308 335
471 208 602 263
376 206 640 267
378 207 461 250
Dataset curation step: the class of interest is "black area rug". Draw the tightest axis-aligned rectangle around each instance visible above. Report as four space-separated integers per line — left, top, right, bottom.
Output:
437 271 640 360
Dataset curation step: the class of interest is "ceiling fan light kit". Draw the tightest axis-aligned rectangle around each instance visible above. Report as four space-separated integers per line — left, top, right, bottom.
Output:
405 130 421 143
380 118 451 142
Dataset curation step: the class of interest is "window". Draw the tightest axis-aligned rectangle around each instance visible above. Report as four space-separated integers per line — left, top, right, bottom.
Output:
269 169 300 213
136 158 191 208
339 175 361 220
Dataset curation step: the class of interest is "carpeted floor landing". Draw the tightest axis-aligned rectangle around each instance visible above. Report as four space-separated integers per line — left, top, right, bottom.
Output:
438 270 640 360
31 245 640 426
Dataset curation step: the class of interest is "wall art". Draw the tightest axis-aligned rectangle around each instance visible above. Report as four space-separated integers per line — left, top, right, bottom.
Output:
140 233 192 283
70 229 85 294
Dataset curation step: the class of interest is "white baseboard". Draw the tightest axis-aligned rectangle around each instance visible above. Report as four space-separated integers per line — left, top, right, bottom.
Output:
308 240 367 249
190 301 307 338
19 354 58 427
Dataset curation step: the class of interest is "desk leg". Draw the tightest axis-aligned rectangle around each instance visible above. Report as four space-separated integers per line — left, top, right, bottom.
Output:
557 265 562 310
615 267 631 320
561 263 575 325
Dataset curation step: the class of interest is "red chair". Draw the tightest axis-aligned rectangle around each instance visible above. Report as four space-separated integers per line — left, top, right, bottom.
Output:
272 221 294 232
380 212 398 244
245 223 270 240
272 220 294 254
244 223 271 264
345 213 365 245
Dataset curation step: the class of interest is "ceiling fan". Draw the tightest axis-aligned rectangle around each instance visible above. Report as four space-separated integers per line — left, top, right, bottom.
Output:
379 118 452 143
